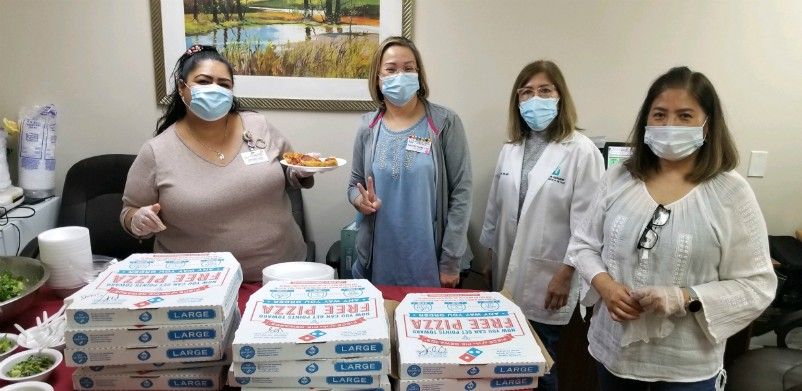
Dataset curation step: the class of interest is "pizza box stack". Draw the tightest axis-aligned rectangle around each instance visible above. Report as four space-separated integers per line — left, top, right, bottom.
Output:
395 292 547 391
229 279 391 390
65 252 243 390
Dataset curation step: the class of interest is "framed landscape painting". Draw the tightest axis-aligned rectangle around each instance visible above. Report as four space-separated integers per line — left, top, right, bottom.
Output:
151 0 414 111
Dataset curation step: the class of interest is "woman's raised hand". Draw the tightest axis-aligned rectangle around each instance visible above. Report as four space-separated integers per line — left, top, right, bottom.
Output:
355 176 382 215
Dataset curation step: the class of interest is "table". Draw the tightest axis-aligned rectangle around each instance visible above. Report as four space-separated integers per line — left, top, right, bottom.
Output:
0 197 59 256
1 282 469 390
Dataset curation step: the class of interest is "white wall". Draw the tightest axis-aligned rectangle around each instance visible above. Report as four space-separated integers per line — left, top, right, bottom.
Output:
1 0 800 268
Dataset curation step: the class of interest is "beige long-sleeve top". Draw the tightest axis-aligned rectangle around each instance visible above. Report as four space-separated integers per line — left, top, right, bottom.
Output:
567 164 776 382
121 112 307 281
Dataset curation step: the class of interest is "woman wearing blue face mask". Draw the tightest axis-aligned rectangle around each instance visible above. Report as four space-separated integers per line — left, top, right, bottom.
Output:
479 60 604 390
347 36 473 288
121 45 313 282
567 67 776 390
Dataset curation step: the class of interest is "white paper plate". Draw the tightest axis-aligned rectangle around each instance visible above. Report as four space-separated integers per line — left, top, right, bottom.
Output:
280 157 347 173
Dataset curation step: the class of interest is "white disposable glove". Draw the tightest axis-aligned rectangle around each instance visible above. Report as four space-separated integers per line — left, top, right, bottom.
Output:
630 286 686 317
130 203 166 237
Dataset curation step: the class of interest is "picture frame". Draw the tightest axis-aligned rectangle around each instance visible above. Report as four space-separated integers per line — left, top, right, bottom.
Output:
150 0 415 111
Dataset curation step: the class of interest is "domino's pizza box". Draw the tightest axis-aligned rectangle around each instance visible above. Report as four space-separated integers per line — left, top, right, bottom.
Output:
66 252 242 328
397 377 537 391
233 279 390 361
65 294 239 349
237 375 390 391
228 366 386 389
395 292 546 380
73 365 226 390
65 305 240 367
232 355 390 377
71 309 238 373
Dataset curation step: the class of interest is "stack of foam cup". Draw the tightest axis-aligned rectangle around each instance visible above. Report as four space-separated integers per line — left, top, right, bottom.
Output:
37 226 93 295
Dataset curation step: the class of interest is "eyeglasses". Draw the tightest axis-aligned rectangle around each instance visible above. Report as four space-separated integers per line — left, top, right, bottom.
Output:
637 204 671 250
380 66 418 76
517 85 557 101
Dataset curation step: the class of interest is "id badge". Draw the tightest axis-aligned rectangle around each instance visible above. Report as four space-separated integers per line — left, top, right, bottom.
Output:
241 149 269 165
405 136 432 154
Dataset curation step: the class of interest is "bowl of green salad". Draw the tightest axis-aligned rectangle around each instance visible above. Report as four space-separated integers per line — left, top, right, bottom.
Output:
0 348 62 382
0 257 50 323
0 333 19 361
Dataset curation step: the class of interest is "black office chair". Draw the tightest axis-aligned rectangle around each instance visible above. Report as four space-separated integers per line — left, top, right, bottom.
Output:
728 310 802 390
20 154 154 259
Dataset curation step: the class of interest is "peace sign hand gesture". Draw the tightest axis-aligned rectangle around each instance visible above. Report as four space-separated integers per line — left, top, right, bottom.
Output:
355 176 382 215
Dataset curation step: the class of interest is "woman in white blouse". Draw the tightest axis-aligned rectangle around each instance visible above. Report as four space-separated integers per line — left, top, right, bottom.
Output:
568 66 776 390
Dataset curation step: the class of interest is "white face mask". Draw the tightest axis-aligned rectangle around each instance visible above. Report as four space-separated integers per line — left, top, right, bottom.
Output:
644 119 707 161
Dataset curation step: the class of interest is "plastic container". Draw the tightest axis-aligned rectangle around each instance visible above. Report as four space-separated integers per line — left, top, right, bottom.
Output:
262 261 335 285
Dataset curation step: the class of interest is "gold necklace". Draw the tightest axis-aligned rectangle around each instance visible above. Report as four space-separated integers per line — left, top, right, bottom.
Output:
183 116 230 161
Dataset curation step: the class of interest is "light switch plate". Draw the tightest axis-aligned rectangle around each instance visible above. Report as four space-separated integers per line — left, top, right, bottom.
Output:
748 151 768 177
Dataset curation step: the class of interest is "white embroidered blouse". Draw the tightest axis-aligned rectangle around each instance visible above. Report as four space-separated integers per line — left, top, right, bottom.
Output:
567 165 777 381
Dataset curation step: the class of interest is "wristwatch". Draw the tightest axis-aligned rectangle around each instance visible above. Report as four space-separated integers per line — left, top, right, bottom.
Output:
685 287 702 313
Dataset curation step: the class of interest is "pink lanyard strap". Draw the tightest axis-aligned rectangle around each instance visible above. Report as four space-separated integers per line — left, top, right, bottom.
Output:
368 111 440 136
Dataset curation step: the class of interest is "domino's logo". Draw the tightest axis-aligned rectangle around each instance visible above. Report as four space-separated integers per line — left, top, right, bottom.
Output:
138 312 153 322
139 332 152 343
241 362 256 375
141 379 153 388
299 330 326 342
79 377 94 388
73 333 89 346
306 363 319 373
299 377 311 385
305 346 320 356
407 365 421 377
465 380 477 390
239 345 255 359
467 366 480 376
74 311 90 324
458 348 483 363
137 351 151 361
406 384 421 391
235 377 250 385
72 352 88 365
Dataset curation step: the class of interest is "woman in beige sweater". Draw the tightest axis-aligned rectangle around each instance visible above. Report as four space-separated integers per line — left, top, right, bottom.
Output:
121 45 311 281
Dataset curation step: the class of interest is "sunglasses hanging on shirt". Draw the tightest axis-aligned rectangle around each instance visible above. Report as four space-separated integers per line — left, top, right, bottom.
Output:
637 204 671 260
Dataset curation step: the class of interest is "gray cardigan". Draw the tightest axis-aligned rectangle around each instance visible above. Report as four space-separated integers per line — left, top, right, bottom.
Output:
347 101 473 275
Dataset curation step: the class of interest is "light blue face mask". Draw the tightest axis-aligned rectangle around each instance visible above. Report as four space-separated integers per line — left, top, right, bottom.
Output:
185 83 233 121
519 96 559 131
381 73 420 107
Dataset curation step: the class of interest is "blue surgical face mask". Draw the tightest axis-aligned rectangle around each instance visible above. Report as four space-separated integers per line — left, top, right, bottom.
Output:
184 83 233 121
519 96 559 131
380 73 420 107
644 119 707 161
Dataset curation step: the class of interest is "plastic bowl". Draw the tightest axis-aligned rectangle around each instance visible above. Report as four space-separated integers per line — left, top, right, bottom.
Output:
0 257 50 324
0 381 54 391
0 333 19 361
0 348 62 383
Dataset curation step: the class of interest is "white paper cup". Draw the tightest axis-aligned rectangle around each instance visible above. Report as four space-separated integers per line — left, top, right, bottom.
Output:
262 262 336 285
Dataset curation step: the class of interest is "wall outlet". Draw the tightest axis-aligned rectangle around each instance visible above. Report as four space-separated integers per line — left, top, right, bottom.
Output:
747 151 768 177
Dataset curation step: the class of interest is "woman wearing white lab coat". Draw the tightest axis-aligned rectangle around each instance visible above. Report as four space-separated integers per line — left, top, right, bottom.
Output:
480 60 603 391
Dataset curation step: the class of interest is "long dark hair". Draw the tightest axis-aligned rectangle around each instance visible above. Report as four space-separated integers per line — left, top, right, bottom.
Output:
624 66 738 183
155 45 241 135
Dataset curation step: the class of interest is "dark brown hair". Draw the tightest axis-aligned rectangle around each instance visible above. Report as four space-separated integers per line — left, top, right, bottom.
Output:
507 60 578 144
156 45 240 135
624 66 738 183
368 36 429 109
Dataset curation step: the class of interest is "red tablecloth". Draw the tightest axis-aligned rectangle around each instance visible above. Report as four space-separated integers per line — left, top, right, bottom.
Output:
1 283 471 390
